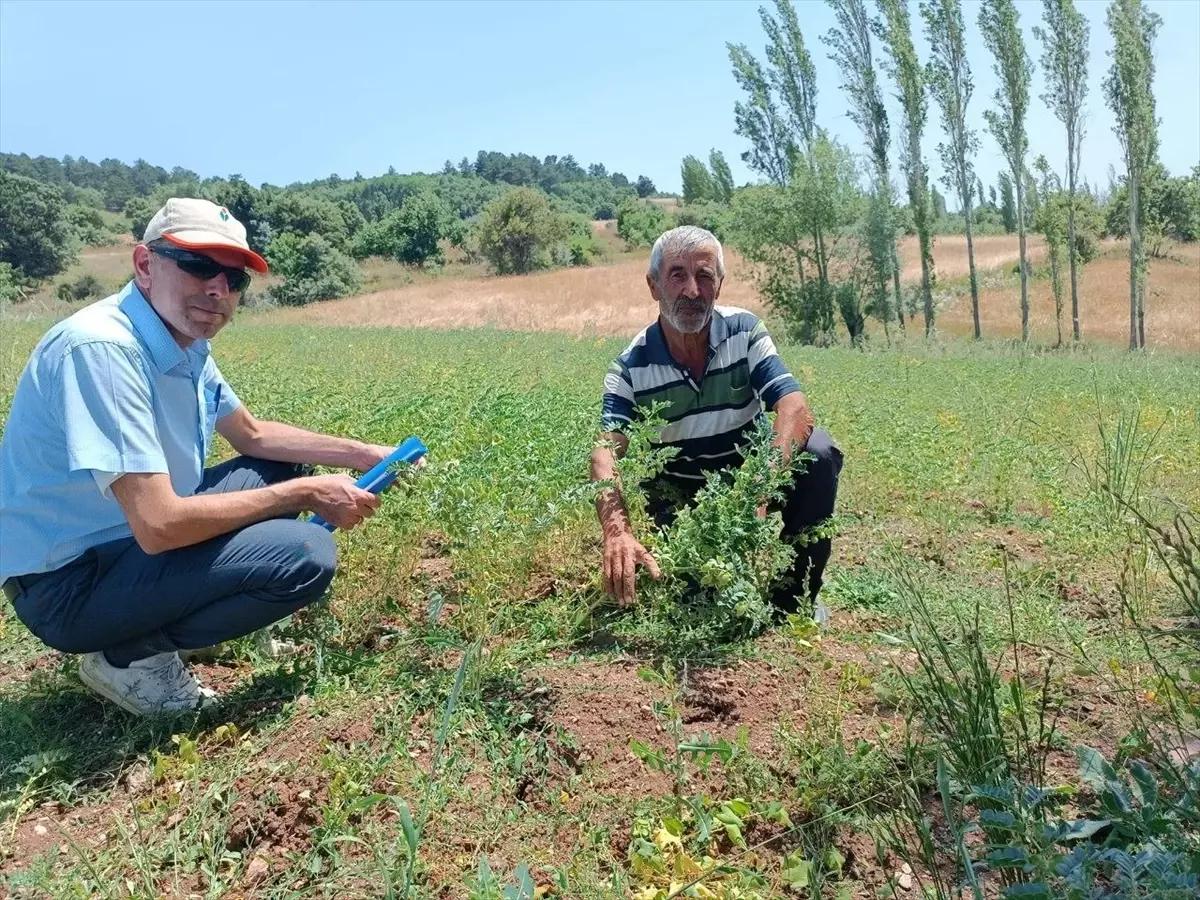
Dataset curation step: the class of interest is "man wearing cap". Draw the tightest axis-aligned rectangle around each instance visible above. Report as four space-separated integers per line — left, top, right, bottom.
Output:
0 198 398 715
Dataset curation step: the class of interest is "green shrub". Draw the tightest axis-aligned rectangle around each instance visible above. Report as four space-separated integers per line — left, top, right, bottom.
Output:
124 196 155 241
55 273 107 303
475 187 569 275
567 232 601 266
0 171 78 279
352 193 460 266
264 192 355 252
266 232 362 306
66 204 116 247
0 261 29 306
616 201 670 249
563 216 603 267
673 200 730 240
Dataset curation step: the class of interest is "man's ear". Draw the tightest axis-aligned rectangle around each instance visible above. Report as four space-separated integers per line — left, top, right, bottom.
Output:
132 245 153 294
646 273 661 303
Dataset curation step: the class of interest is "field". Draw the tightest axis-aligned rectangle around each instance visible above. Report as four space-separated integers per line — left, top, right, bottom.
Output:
2 311 1198 897
253 234 1200 355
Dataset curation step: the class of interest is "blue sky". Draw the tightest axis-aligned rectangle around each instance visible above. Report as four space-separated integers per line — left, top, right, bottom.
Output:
1 0 1196 204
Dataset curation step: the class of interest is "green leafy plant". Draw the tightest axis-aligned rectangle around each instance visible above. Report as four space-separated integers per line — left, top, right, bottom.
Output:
620 418 809 657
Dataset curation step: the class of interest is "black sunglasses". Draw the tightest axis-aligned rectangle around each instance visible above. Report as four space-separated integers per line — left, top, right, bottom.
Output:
150 244 251 292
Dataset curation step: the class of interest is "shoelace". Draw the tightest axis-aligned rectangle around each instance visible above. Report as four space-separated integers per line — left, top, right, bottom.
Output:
149 654 200 701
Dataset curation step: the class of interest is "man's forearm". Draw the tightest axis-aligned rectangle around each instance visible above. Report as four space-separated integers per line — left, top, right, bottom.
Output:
115 476 314 555
233 419 378 471
590 445 633 538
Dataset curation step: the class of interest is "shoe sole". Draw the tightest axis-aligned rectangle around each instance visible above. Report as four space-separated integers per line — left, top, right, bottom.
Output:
79 658 216 716
78 658 155 716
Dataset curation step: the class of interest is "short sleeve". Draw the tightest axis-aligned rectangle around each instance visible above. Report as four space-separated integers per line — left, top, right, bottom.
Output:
203 358 241 418
746 318 801 408
600 360 636 433
58 342 169 478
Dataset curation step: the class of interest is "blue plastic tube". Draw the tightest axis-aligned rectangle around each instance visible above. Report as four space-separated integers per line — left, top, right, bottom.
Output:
311 436 428 531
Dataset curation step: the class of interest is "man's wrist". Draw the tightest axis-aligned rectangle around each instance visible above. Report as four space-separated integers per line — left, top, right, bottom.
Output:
602 518 633 542
274 478 314 515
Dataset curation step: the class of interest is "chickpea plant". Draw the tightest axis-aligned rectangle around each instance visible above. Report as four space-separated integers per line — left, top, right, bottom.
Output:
613 415 809 656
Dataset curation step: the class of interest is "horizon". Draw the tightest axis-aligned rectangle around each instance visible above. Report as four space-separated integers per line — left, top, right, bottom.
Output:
1 0 1197 203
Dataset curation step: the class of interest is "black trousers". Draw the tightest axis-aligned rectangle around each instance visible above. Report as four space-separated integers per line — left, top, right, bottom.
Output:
646 428 843 614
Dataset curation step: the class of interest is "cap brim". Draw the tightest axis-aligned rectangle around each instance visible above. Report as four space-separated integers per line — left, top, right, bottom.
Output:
161 232 269 274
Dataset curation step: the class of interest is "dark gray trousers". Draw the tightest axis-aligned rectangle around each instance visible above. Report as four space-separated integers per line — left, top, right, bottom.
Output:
646 427 843 614
8 457 336 666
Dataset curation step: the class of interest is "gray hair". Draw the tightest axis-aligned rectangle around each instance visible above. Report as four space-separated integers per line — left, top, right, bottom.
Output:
647 225 725 284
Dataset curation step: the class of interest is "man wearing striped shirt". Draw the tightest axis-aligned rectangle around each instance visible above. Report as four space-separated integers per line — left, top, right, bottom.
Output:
590 226 842 612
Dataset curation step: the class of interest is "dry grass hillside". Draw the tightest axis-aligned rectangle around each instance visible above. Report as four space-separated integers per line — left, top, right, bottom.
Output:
262 234 1046 337
939 240 1200 351
264 232 1199 351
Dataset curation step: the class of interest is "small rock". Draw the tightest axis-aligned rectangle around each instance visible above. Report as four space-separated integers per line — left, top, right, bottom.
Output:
898 872 914 891
123 763 151 795
901 863 912 875
34 824 47 836
245 854 271 884
296 694 313 709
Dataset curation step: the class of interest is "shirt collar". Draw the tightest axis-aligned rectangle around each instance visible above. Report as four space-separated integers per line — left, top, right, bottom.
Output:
648 307 725 366
708 306 728 351
118 281 209 373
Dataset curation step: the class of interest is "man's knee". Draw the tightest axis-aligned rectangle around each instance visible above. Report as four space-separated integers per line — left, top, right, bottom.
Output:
799 428 843 484
255 519 337 604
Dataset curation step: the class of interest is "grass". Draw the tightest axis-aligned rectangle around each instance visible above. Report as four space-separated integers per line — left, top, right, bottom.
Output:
1 319 1198 898
939 240 1200 351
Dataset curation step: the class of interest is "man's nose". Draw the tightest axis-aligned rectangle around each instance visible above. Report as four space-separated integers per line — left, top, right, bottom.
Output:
204 274 231 300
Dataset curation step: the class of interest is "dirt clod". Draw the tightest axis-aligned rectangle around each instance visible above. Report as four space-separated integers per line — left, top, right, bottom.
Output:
226 775 328 854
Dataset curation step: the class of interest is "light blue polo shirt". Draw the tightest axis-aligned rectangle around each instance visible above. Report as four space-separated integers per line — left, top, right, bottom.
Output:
0 282 241 581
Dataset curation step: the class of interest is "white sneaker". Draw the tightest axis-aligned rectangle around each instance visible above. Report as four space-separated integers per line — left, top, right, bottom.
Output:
79 651 218 716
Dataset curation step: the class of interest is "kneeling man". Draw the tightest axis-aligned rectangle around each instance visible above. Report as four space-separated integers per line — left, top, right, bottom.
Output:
1 199 398 714
590 226 843 611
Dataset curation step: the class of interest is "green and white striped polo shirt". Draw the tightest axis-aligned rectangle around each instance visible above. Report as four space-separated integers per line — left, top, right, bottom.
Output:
600 306 801 488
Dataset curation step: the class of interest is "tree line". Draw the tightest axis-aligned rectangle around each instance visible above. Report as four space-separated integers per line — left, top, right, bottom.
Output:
708 0 1197 349
0 150 666 307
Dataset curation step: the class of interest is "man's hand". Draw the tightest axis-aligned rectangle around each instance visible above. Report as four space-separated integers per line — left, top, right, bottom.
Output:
603 531 662 607
771 391 815 464
303 474 381 530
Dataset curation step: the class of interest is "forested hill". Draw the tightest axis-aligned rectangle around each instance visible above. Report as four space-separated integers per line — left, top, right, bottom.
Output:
0 149 662 220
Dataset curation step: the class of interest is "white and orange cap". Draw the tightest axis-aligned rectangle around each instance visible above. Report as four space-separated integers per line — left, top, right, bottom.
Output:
143 198 269 274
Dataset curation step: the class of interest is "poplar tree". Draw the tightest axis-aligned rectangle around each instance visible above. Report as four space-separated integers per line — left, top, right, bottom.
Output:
1104 0 1161 350
825 0 902 330
980 0 1033 341
1034 0 1089 341
875 0 935 335
922 0 981 338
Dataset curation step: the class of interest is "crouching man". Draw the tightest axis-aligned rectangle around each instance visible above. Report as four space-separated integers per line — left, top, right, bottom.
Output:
589 226 843 611
0 199 398 715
